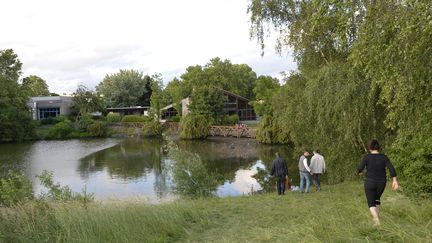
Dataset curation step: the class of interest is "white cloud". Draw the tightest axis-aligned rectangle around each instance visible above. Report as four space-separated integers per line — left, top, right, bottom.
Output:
0 0 296 94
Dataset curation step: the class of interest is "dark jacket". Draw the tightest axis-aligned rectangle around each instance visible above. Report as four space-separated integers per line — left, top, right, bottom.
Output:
270 157 288 178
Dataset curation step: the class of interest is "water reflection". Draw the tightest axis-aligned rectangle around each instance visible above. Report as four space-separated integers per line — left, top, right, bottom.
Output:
0 137 299 201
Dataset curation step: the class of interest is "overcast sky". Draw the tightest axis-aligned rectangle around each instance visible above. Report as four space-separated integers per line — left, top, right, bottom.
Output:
1 0 296 94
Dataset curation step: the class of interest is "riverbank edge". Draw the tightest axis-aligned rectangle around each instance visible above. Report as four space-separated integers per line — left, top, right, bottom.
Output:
1 182 430 242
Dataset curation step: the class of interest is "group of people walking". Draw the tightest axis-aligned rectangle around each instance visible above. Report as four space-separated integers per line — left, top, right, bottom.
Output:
269 149 326 195
269 139 399 226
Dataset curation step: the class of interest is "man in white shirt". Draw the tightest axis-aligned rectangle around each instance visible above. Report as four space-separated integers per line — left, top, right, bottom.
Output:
298 151 312 193
310 149 326 192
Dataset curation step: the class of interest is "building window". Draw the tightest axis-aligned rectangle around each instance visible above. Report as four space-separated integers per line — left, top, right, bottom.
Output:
39 107 60 119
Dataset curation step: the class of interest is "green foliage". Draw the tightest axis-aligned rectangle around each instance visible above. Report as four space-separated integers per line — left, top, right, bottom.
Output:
142 120 162 137
221 114 239 126
188 86 225 122
106 112 122 123
179 57 257 99
87 121 106 137
21 75 50 97
0 182 430 242
168 141 220 198
0 49 35 142
0 170 33 206
76 113 94 132
121 115 148 123
71 85 102 117
47 120 74 139
149 73 169 119
251 167 275 193
249 1 431 187
180 114 212 140
96 69 153 107
36 170 94 202
250 75 280 116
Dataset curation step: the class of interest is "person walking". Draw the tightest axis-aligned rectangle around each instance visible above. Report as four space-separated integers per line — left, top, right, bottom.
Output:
356 139 399 226
310 149 326 192
270 152 289 195
298 151 312 193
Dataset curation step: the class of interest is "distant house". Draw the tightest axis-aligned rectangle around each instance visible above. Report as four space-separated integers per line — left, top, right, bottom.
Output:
27 96 73 120
106 106 151 116
161 89 256 121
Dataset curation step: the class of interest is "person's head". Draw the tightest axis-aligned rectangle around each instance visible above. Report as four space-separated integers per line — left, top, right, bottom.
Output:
275 152 280 158
368 139 380 152
303 151 309 157
313 148 320 154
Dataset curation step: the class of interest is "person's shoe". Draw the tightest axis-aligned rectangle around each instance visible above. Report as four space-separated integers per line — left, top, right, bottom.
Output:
317 188 321 192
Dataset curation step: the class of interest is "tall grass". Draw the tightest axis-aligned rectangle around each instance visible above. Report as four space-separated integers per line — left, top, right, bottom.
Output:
0 182 431 242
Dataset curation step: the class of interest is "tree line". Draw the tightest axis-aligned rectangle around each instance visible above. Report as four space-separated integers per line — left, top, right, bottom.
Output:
248 0 431 196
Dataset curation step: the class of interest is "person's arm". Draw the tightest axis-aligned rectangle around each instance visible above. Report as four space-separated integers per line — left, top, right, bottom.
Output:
303 158 311 173
270 162 275 176
322 157 326 173
356 156 367 175
386 157 399 191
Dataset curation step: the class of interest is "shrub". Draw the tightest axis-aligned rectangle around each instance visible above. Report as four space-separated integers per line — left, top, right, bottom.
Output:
391 134 432 198
76 113 93 132
47 120 74 139
121 115 147 123
221 114 239 125
87 121 106 137
40 117 57 125
142 120 162 137
169 115 181 122
106 112 122 123
180 113 212 139
36 170 93 203
0 170 33 206
168 141 219 198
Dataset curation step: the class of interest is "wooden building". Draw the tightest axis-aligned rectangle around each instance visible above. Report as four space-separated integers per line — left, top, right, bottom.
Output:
161 89 256 121
106 106 150 116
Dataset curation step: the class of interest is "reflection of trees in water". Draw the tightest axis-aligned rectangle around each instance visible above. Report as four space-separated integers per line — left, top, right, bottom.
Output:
177 139 260 183
255 144 299 185
0 143 32 177
78 138 170 198
78 137 299 197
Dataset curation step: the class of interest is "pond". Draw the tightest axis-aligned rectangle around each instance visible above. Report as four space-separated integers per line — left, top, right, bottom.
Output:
0 137 299 202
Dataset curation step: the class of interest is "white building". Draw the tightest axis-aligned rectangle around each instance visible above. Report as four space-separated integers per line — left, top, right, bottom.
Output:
27 96 73 120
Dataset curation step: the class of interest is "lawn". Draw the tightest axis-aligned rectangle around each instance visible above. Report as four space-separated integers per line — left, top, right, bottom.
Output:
0 182 430 242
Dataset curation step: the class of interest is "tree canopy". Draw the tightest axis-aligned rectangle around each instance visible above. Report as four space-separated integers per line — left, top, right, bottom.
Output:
21 75 50 97
249 0 432 196
0 49 34 142
96 69 153 108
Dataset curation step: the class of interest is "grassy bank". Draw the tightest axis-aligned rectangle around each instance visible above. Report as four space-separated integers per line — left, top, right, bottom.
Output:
0 182 430 242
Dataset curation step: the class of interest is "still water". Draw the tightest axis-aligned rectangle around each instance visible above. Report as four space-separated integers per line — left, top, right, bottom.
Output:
0 138 297 202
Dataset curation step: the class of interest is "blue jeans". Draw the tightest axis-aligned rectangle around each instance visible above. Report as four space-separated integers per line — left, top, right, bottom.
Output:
299 172 310 193
313 173 322 190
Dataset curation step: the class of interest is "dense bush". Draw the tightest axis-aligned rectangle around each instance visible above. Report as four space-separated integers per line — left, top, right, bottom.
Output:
0 170 33 206
47 120 74 139
142 120 162 137
180 114 212 139
76 113 93 132
121 115 148 123
221 114 239 126
87 121 106 137
40 117 57 125
106 112 122 123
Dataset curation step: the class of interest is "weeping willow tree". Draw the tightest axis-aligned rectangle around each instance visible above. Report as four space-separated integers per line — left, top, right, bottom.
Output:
249 0 432 194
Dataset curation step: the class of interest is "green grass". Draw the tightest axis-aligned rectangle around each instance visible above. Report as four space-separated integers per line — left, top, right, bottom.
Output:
0 182 431 242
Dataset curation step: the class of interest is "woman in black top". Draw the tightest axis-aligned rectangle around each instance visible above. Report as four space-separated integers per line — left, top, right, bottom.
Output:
356 139 399 226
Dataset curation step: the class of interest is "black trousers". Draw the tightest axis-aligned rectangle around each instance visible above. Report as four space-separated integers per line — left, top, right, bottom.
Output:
364 180 386 207
276 176 286 195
